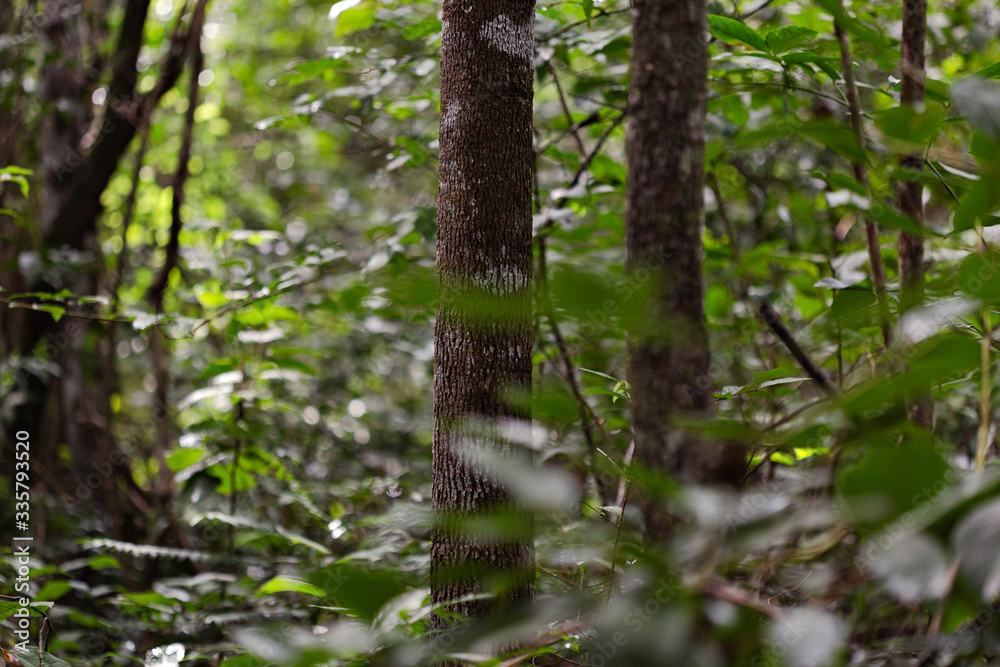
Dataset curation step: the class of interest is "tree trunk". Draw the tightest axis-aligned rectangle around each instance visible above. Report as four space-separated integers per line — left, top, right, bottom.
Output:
0 0 26 357
899 0 933 428
431 0 535 627
625 0 743 540
2 0 148 537
6 0 94 481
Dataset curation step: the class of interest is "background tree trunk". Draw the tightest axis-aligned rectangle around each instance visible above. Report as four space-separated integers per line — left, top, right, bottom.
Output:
625 0 743 540
2 0 164 537
431 0 535 625
0 0 26 358
899 0 933 428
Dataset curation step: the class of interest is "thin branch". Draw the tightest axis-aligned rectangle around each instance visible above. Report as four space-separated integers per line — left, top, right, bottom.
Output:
536 110 602 155
538 235 611 504
147 0 208 310
0 262 359 334
536 111 626 237
711 174 837 396
606 478 631 603
112 0 193 310
758 302 838 395
536 6 629 43
43 0 193 250
738 0 779 21
720 81 852 110
703 578 785 619
187 262 359 337
834 20 893 349
546 61 587 154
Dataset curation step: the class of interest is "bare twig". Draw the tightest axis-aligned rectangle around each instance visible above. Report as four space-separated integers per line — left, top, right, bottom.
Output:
112 0 194 311
546 61 587 154
834 20 893 349
147 0 208 310
703 578 785 619
536 111 626 237
758 302 838 395
536 6 629 43
606 477 631 603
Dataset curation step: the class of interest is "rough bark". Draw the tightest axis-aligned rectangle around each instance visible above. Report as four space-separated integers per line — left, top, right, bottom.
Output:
431 0 535 627
625 0 743 540
899 0 934 428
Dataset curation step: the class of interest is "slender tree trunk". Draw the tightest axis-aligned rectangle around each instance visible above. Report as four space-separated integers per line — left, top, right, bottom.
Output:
430 0 535 627
899 0 934 428
625 0 743 540
835 23 893 350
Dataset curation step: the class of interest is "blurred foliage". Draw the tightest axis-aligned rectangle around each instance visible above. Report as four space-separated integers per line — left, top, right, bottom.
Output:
3 0 1000 664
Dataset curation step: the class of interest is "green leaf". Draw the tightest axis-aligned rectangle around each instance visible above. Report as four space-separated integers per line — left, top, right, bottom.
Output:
257 576 326 598
708 15 768 52
765 608 846 667
33 303 65 323
35 581 72 601
0 166 32 198
799 119 868 165
334 1 376 38
782 52 839 80
721 94 749 126
764 25 818 54
402 16 441 40
838 433 950 526
862 203 924 235
13 647 72 667
954 179 1000 233
875 105 946 153
166 447 207 472
830 289 877 326
582 0 593 20
957 250 1000 304
925 77 951 105
219 656 270 667
0 599 19 623
976 60 1000 79
88 554 121 570
309 564 408 620
814 170 866 195
752 367 790 385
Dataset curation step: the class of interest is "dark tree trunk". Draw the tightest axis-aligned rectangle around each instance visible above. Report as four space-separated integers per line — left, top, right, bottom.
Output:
899 0 933 428
2 0 154 537
0 0 26 356
431 0 535 626
625 0 743 540
6 0 94 482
